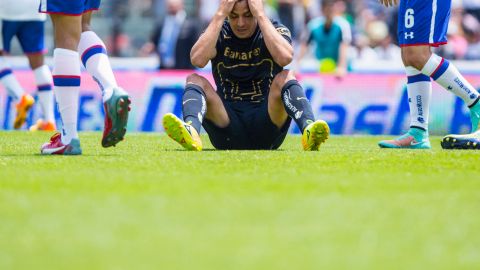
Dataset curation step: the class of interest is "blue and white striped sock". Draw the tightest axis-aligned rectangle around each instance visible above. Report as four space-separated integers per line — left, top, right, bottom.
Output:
422 53 480 108
34 65 55 122
78 31 117 102
406 66 432 132
53 48 81 144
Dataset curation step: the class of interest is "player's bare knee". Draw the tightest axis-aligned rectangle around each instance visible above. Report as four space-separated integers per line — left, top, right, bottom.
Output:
81 23 92 32
402 48 431 70
272 70 296 91
186 73 207 88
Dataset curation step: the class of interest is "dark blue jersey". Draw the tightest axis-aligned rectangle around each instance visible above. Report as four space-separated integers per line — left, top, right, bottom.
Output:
211 20 292 103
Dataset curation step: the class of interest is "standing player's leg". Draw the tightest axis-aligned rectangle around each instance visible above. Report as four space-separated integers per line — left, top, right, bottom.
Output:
29 58 56 131
418 51 480 132
162 73 230 151
0 20 35 129
40 14 82 155
379 55 433 149
380 0 480 149
78 11 130 148
15 20 56 131
269 70 329 150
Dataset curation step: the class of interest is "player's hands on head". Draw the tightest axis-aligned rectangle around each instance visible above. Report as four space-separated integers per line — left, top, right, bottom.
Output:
247 0 265 17
218 0 237 18
379 0 398 7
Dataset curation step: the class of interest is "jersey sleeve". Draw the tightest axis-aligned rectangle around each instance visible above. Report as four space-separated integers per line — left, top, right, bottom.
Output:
276 25 293 44
272 21 292 44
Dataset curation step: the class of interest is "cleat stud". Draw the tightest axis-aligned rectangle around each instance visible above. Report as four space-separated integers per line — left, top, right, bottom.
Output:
119 99 125 104
128 106 131 112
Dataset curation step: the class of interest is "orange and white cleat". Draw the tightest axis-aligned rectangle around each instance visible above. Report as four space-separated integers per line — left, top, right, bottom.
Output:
13 94 35 129
29 119 56 131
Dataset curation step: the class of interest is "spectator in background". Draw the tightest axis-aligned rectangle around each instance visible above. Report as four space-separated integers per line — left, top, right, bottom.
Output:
297 0 351 78
367 20 401 61
349 33 378 62
436 1 469 59
198 0 220 27
105 0 129 57
277 0 296 38
464 0 480 20
462 14 480 59
142 0 201 69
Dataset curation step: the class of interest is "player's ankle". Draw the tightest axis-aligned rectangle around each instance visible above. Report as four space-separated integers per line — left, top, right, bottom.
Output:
409 127 428 141
470 99 480 113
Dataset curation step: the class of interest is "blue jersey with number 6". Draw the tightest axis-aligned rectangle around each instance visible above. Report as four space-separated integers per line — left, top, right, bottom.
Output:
398 0 451 47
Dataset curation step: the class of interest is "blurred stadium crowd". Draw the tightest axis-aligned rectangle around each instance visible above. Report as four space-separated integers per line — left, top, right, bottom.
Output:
9 0 480 68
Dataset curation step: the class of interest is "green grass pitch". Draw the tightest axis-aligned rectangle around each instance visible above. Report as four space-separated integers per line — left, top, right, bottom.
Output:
1 131 479 269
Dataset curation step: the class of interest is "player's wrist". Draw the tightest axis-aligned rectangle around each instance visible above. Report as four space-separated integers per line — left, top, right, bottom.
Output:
255 12 267 20
215 10 229 19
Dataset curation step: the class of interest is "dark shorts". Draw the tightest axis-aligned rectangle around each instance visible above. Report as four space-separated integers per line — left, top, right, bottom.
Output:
202 99 291 150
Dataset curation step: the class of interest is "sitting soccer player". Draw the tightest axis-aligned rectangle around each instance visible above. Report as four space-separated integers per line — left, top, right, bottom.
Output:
377 0 480 149
163 0 329 151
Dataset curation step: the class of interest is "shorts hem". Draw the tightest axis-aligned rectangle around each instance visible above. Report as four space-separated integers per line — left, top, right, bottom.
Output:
24 49 47 55
40 8 99 16
400 41 447 48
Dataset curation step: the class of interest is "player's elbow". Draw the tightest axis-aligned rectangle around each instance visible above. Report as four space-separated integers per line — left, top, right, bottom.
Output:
191 57 208 68
190 53 208 68
275 53 293 67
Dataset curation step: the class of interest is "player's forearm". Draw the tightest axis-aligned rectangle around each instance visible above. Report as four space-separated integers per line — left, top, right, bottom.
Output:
337 42 349 70
190 14 224 68
257 15 293 67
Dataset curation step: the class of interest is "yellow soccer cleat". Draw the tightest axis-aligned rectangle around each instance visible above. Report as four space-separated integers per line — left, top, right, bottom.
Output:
162 113 202 151
29 119 57 131
14 94 35 129
302 120 330 151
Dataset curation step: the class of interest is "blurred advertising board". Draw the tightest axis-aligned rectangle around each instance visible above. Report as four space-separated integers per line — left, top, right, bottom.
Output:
1 70 479 135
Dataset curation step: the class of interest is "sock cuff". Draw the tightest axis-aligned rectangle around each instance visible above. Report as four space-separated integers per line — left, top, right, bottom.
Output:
410 126 427 132
0 67 12 79
184 83 206 98
422 53 450 80
53 49 80 76
468 97 480 109
53 49 81 87
34 65 53 87
0 57 12 70
78 31 105 52
405 66 421 76
281 79 301 95
78 31 107 67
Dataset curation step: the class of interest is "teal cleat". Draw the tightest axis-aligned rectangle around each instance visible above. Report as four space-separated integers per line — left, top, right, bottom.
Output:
102 87 131 148
379 129 431 149
470 102 480 132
